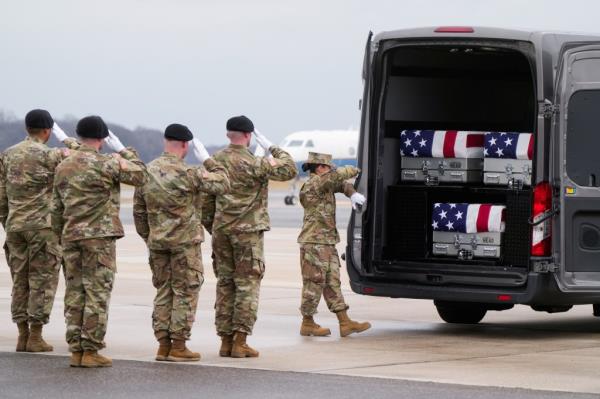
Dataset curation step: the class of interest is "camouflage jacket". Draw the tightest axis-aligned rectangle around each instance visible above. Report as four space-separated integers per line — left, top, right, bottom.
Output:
202 144 297 234
0 136 80 232
297 166 359 245
51 145 147 242
133 153 230 250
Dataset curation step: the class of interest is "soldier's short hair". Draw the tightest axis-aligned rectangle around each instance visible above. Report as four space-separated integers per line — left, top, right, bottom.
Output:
26 127 47 136
226 131 249 140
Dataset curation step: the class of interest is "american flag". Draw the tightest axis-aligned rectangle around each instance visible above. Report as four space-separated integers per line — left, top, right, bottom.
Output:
399 130 484 159
432 203 506 233
484 132 533 160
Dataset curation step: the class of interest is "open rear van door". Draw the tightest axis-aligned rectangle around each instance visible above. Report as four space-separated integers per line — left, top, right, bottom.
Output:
349 31 374 274
556 43 600 291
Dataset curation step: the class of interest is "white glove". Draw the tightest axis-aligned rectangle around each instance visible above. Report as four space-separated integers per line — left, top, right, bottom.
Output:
350 192 366 211
253 145 265 157
104 130 125 153
191 138 210 163
253 129 273 151
52 122 69 142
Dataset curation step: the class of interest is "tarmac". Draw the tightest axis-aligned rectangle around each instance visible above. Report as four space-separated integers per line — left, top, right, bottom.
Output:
0 189 599 396
1 353 596 399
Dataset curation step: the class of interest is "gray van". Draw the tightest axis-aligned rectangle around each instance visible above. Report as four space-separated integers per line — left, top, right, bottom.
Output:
346 26 600 323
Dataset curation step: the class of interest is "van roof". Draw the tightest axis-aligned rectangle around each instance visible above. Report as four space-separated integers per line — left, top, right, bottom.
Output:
373 26 600 43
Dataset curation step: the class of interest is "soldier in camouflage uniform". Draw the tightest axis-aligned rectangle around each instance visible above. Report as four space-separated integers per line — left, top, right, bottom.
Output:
52 116 147 368
202 116 297 358
0 156 6 265
133 124 230 362
0 109 80 353
298 152 371 337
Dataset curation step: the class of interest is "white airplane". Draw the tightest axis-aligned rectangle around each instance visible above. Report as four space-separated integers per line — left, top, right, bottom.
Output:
255 129 359 205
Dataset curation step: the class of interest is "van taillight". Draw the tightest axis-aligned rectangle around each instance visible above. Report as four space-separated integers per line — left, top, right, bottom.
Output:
434 26 475 33
531 181 552 256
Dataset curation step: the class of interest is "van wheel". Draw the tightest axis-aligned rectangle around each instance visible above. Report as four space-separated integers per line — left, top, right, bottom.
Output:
434 301 487 324
289 196 297 205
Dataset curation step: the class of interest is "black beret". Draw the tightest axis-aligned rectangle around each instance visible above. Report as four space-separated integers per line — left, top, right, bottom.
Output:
76 116 109 139
25 109 54 129
226 115 254 133
164 123 193 142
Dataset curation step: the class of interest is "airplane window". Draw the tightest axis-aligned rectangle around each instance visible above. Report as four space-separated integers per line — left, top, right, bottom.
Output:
288 140 304 147
305 140 315 148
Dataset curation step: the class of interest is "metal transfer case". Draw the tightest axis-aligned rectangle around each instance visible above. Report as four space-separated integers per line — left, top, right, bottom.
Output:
483 158 532 188
401 157 483 185
432 231 502 260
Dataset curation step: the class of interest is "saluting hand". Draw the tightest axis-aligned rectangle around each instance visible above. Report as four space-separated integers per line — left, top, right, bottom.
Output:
52 122 69 142
191 138 210 163
253 129 274 151
104 130 126 153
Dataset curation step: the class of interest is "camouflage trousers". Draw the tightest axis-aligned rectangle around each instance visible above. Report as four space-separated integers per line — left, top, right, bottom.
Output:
299 244 348 317
63 238 116 353
5 228 61 324
212 230 265 336
150 244 204 341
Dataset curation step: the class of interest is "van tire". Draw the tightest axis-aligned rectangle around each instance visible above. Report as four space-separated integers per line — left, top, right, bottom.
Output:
434 301 487 324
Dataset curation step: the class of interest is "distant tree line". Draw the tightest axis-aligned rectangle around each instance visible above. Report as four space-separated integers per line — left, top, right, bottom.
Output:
0 112 226 164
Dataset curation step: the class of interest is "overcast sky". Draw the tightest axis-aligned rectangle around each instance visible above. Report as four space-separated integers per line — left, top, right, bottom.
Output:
1 0 599 145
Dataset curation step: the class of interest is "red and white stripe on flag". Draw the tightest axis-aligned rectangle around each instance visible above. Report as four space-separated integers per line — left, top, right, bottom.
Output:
516 133 534 160
431 131 485 158
465 204 506 233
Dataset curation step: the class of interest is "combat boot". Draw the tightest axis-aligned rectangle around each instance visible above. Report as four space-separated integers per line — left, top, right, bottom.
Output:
300 316 331 337
336 310 371 337
81 351 112 368
219 335 233 357
70 351 83 367
16 322 29 352
26 323 53 352
155 338 171 361
166 339 200 362
231 332 259 358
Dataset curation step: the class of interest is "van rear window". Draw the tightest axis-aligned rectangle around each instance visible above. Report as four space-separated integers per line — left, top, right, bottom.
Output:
382 45 535 133
567 90 600 187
